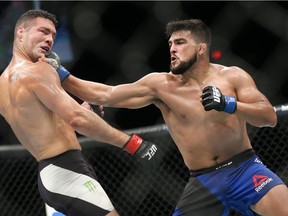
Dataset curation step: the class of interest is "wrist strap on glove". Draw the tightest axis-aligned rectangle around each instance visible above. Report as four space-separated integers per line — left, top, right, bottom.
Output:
57 66 71 82
123 134 142 155
223 95 237 114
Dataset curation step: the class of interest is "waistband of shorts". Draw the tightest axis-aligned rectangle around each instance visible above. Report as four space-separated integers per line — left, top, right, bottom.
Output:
189 148 255 177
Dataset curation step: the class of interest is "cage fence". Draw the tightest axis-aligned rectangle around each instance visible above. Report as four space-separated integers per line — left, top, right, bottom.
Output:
0 108 288 216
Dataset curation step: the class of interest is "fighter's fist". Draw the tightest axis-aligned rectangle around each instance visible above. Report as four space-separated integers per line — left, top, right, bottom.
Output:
45 51 70 82
202 86 237 114
123 134 160 170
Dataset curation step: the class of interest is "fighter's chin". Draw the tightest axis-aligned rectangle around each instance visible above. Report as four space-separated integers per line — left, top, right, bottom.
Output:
170 65 186 74
37 49 47 58
170 67 185 75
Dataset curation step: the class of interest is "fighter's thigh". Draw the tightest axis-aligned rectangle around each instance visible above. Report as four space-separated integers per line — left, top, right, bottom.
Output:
106 210 119 216
251 184 288 216
173 177 225 216
67 195 114 216
39 164 115 214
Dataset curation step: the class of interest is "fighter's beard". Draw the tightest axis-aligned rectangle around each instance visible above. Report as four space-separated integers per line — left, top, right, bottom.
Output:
170 54 197 75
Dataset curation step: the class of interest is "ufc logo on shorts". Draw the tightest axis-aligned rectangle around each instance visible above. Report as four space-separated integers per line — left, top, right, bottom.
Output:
143 144 157 160
212 86 221 103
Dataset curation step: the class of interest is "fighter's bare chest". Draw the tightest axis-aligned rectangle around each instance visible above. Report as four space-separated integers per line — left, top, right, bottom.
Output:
157 84 203 118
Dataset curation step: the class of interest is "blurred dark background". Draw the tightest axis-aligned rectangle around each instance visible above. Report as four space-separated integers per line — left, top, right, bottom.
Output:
1 1 288 144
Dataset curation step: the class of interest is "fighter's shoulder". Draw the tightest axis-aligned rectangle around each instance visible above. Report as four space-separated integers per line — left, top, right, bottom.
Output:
216 64 246 74
215 64 254 85
17 62 57 91
34 60 55 73
30 61 57 80
215 64 250 78
139 72 171 83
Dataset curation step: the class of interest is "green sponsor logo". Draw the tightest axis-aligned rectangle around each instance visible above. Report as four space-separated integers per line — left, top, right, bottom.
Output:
83 180 96 192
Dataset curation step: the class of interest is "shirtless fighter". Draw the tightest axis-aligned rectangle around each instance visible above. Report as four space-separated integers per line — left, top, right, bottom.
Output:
0 9 159 216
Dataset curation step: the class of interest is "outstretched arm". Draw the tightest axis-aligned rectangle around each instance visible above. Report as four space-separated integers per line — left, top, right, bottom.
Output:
62 74 156 108
43 51 157 109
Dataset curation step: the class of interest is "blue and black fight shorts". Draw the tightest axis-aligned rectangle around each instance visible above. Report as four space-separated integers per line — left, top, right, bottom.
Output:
173 149 285 216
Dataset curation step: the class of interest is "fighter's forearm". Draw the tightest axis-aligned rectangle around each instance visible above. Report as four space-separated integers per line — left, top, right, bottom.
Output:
63 75 153 109
62 75 112 104
69 106 130 147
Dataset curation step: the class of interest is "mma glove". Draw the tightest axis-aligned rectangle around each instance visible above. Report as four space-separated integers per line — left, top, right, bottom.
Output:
45 51 70 82
123 134 160 170
202 86 237 114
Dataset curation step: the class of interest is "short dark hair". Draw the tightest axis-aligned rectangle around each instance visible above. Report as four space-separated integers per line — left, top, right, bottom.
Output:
15 9 58 29
165 18 211 48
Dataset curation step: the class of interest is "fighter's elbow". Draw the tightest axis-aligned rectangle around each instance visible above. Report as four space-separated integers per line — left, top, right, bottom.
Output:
268 111 277 127
91 92 115 106
260 108 277 128
68 110 87 131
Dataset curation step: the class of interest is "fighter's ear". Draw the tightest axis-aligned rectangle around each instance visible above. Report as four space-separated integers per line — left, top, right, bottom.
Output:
198 43 207 55
17 26 25 41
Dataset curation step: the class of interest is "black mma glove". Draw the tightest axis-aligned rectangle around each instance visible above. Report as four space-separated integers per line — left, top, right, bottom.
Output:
202 86 237 114
45 51 70 82
123 134 159 169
